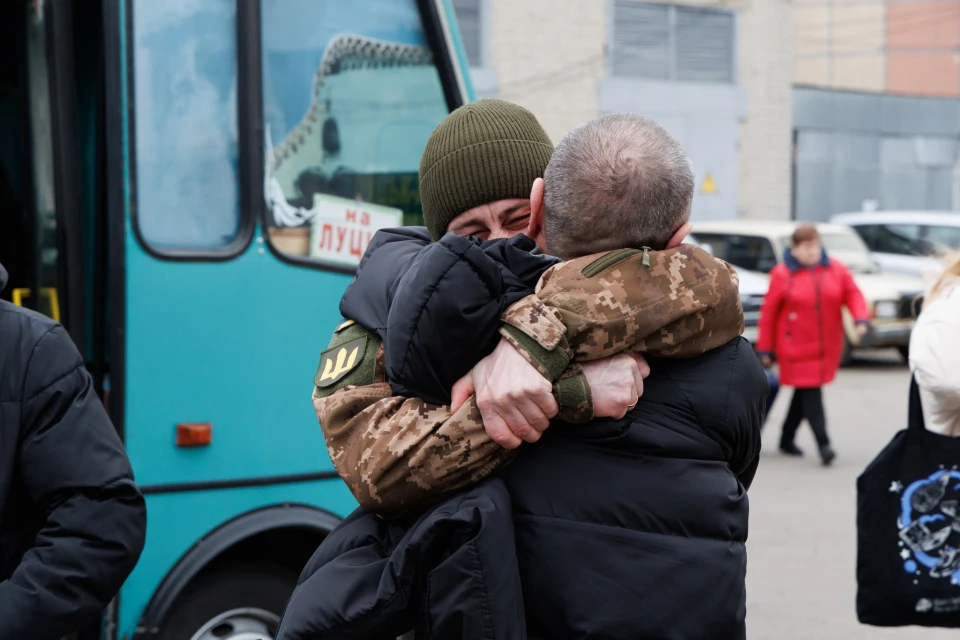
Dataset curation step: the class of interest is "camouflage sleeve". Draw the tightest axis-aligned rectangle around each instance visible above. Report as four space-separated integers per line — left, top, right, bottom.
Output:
312 322 513 515
501 245 745 368
315 383 516 516
312 322 589 514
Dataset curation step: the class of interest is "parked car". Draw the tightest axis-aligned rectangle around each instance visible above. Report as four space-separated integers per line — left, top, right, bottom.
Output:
830 210 960 282
691 221 925 362
687 232 768 345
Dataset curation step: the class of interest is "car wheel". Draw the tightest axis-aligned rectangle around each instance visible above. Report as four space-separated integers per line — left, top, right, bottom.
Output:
897 344 910 362
156 562 298 640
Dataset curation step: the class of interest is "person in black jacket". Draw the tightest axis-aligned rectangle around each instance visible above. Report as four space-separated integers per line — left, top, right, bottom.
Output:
281 106 767 639
0 263 147 639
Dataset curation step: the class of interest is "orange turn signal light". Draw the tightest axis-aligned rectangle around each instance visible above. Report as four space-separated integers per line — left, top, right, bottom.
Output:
176 422 212 447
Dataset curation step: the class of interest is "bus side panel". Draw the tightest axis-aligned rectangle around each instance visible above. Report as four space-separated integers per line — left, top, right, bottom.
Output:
123 232 348 486
117 480 356 637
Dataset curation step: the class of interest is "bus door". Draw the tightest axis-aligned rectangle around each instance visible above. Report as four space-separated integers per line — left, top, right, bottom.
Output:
1 2 105 638
0 0 86 349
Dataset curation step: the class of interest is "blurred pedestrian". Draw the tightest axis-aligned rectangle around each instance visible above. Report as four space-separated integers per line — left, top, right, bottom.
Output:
909 253 960 437
756 224 870 465
0 263 147 639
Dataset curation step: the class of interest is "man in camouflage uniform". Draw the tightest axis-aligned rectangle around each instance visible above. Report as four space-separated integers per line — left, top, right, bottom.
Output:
311 102 757 516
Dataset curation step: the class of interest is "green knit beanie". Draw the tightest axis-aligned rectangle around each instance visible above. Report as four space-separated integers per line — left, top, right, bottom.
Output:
419 99 554 240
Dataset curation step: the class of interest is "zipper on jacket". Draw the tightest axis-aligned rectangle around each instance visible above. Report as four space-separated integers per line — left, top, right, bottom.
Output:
581 248 642 278
778 271 797 352
815 267 826 384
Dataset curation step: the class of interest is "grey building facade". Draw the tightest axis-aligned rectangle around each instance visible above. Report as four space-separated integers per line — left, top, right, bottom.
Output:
793 87 960 221
452 0 795 222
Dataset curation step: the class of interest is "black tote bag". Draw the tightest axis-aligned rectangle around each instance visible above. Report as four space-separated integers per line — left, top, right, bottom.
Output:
857 377 960 627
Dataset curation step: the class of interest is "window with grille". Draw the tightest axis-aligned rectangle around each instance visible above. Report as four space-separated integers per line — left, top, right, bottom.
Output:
611 1 735 83
453 0 483 67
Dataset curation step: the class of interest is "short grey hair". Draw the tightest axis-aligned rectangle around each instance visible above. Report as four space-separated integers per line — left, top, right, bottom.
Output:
543 113 695 259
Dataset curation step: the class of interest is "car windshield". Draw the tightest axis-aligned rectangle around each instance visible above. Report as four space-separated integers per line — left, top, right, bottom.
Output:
924 224 960 253
780 232 878 273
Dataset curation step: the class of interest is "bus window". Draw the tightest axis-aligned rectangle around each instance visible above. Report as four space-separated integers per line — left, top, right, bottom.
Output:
131 0 241 251
261 0 450 269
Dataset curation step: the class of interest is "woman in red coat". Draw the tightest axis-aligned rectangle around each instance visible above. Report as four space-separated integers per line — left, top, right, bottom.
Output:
757 224 869 466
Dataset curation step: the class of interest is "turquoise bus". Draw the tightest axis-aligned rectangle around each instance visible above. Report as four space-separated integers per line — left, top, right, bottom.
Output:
0 0 473 638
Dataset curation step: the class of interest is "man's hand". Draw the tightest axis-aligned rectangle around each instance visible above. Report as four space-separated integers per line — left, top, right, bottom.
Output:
582 353 651 419
856 322 869 338
451 339 558 450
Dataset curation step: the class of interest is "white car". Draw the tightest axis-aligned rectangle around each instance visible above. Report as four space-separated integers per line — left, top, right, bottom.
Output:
691 220 926 362
686 233 769 345
733 268 770 345
830 211 959 283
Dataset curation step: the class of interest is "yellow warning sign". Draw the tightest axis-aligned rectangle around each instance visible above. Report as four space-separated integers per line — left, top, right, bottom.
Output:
700 173 718 195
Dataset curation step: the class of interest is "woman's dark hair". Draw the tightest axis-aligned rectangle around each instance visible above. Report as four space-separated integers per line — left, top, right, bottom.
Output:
792 224 820 246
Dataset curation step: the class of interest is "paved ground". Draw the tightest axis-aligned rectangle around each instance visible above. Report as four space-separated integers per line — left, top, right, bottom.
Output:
747 350 956 639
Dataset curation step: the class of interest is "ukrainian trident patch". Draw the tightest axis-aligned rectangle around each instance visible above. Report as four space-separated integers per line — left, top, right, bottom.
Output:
315 336 367 388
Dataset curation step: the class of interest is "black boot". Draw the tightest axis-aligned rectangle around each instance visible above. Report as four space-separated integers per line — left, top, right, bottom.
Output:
780 442 804 456
820 445 837 467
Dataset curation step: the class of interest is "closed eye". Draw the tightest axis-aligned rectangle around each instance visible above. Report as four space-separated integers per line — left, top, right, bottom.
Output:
507 215 530 229
452 226 489 240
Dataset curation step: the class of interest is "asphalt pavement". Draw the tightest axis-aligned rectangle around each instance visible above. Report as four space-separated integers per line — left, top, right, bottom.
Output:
746 349 956 639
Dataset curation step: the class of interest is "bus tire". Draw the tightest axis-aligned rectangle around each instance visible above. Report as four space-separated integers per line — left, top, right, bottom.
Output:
156 562 298 640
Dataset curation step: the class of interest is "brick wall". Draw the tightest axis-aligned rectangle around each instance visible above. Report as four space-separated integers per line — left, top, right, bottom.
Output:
738 0 794 219
488 0 607 144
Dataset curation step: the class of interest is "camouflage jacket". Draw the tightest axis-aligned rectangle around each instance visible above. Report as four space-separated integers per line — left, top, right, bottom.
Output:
313 244 744 516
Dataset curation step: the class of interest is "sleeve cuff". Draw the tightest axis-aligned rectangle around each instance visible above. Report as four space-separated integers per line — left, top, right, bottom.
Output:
553 364 594 424
500 324 571 381
500 295 572 380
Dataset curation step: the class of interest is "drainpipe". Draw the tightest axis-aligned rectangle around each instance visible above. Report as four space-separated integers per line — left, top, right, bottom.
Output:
952 152 960 210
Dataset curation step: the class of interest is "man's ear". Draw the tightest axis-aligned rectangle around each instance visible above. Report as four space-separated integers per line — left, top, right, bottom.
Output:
665 221 693 249
527 178 546 245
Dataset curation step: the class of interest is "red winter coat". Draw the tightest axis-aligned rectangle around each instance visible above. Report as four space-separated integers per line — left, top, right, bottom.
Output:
756 249 869 388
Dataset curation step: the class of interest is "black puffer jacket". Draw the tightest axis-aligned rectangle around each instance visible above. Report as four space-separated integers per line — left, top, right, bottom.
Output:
0 264 147 639
503 338 765 639
340 227 558 405
296 233 767 638
279 478 527 640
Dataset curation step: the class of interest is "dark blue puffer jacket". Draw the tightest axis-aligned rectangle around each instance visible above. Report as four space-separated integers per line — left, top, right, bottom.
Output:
339 227 559 406
0 264 146 639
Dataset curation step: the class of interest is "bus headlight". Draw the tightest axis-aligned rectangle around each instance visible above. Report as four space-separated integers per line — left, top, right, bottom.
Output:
874 300 897 319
